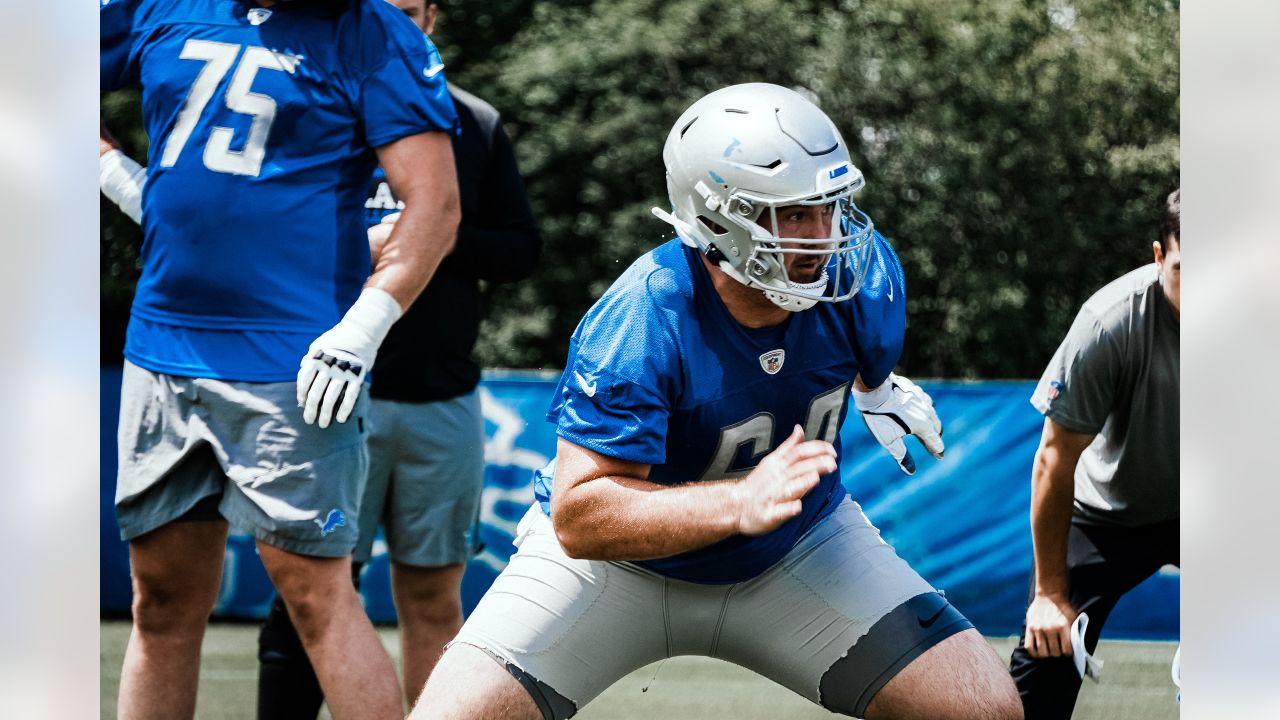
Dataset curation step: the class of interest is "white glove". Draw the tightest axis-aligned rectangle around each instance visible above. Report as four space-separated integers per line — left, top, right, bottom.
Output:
852 373 945 475
297 287 402 428
100 148 147 223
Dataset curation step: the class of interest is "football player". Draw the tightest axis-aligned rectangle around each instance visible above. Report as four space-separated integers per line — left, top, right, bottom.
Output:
100 1 460 718
410 84 1021 720
252 2 542 716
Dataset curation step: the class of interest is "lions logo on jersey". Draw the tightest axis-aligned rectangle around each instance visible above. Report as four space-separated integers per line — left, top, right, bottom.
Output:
247 7 271 25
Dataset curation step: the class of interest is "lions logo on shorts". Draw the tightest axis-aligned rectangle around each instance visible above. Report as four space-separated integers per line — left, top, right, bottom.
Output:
314 509 347 536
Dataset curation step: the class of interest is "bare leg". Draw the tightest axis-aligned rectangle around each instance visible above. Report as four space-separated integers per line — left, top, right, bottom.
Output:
257 542 402 720
865 628 1023 720
118 520 229 720
410 642 541 720
391 562 466 707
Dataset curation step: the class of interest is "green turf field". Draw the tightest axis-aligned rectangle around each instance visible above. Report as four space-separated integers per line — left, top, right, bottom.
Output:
100 620 1178 719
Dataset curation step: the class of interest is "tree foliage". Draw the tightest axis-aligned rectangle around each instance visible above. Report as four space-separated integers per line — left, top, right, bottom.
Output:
100 0 1178 377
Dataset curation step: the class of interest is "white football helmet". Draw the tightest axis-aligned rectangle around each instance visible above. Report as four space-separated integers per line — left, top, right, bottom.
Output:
652 83 875 311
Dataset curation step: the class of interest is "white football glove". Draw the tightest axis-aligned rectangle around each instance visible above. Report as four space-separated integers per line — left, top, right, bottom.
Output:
297 287 402 428
852 373 945 475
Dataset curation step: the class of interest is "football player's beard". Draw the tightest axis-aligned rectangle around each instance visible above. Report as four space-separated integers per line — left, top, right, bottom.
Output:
789 263 823 284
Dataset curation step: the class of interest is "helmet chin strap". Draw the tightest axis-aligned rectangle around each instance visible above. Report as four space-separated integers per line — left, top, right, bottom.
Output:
762 271 827 312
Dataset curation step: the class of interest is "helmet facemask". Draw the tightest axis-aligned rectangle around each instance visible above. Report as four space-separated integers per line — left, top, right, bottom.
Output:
715 183 874 312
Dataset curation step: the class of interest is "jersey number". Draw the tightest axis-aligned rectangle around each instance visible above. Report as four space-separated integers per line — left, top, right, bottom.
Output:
697 382 850 481
160 40 300 177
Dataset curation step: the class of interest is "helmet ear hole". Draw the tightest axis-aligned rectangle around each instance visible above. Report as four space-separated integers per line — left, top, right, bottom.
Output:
704 244 729 265
697 216 729 235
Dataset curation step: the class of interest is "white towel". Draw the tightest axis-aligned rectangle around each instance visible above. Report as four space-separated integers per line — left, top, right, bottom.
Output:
1070 613 1105 682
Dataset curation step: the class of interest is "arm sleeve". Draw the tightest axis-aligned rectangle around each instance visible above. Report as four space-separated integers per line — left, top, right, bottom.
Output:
446 119 542 283
1031 309 1122 434
850 232 907 388
100 0 141 90
359 34 459 148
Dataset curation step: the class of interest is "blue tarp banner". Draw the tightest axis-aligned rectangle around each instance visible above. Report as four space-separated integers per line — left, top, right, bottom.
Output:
100 368 1178 639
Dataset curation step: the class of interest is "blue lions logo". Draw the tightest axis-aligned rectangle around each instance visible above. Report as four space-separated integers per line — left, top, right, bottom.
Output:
314 509 347 536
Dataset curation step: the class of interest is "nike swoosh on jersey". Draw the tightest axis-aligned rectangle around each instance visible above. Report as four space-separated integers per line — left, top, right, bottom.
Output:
423 63 445 78
887 275 895 302
573 370 597 398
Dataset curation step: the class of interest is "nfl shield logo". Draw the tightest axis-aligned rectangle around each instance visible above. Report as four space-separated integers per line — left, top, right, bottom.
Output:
1048 379 1065 400
248 7 272 25
759 349 785 375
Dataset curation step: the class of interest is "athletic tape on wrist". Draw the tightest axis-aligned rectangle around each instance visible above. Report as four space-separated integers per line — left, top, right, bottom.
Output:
99 148 146 224
342 287 403 348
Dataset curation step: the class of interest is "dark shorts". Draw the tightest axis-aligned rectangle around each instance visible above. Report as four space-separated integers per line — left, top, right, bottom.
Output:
1009 517 1179 720
352 393 485 566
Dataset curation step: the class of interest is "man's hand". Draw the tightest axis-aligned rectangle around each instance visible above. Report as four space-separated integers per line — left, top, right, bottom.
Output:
1024 592 1078 658
852 373 944 475
296 288 402 428
733 425 836 535
368 212 400 265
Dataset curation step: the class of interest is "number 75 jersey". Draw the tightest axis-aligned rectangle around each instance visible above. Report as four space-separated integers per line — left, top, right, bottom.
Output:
534 237 906 584
101 0 457 382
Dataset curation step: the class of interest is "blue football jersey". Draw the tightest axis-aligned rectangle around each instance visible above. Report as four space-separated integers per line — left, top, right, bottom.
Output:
534 234 907 583
101 0 458 381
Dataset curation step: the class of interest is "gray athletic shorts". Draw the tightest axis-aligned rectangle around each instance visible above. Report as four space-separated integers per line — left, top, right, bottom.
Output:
114 360 369 557
352 392 485 566
452 497 973 719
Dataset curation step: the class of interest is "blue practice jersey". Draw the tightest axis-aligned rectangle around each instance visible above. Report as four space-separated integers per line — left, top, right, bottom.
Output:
534 235 907 583
101 0 458 381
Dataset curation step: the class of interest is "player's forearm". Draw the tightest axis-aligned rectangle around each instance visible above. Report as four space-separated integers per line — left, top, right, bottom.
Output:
366 189 459 310
100 120 146 223
100 122 120 156
552 476 741 561
1028 444 1076 598
370 131 461 309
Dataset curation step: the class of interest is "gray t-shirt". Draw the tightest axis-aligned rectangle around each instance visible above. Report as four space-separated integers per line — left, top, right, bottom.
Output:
1031 264 1179 526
